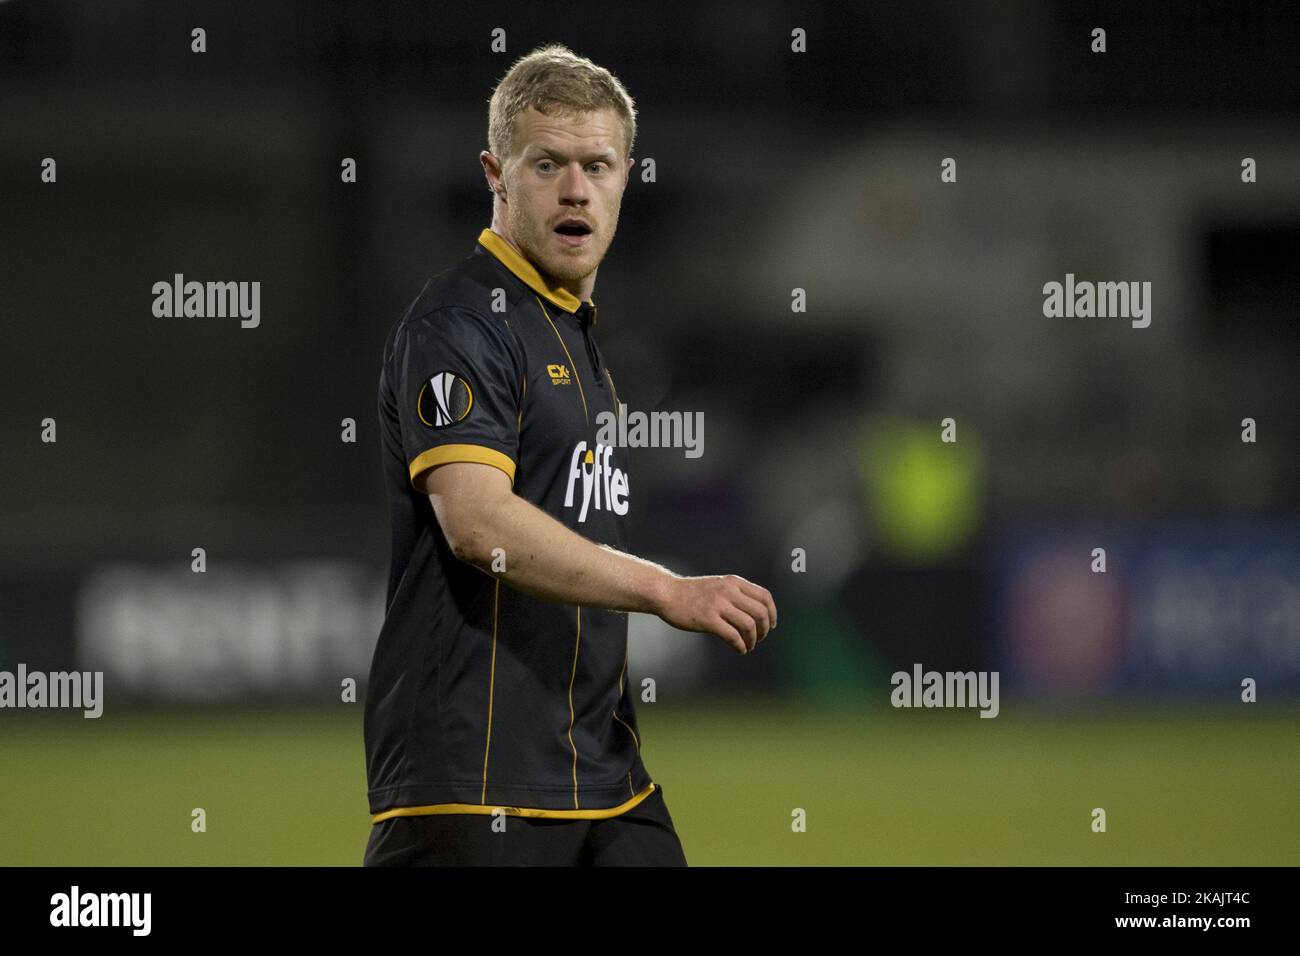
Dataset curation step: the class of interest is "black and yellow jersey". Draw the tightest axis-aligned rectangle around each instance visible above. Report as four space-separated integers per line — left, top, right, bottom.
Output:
364 228 656 823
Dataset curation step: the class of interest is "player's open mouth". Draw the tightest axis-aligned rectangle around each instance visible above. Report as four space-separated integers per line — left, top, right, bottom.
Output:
554 219 593 246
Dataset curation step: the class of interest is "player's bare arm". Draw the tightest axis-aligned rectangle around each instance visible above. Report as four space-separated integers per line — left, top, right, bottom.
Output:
420 461 777 655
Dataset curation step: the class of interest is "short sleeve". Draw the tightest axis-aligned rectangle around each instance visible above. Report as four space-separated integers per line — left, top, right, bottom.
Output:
391 308 523 491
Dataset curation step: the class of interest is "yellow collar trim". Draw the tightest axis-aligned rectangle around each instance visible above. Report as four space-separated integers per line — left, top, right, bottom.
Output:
477 228 596 317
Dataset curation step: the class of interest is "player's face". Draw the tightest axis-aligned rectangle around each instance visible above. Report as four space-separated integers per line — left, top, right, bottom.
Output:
501 107 631 288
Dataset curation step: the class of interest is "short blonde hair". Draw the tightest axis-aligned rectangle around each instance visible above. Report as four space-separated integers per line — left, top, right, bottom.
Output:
488 44 637 163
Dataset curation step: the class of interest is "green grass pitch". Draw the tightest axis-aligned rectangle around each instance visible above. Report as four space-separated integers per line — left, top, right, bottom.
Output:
1 702 1295 865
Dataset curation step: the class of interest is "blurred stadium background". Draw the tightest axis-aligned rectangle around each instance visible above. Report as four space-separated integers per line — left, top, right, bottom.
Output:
2 1 1298 865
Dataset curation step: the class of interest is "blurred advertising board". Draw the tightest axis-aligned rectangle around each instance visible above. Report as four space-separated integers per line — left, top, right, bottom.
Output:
993 521 1300 699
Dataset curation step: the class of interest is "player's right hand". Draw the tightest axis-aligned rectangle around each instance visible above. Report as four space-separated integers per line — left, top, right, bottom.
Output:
656 574 777 655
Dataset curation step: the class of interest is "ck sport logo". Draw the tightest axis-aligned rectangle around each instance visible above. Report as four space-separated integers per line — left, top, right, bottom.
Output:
417 371 474 427
565 441 628 522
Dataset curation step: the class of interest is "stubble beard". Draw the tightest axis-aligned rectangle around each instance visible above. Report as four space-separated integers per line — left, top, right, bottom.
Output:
509 201 614 286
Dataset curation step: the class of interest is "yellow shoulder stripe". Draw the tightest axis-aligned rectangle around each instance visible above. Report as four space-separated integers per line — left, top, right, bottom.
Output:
408 443 516 489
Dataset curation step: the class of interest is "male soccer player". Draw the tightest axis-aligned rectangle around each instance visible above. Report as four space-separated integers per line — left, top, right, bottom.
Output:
363 44 778 866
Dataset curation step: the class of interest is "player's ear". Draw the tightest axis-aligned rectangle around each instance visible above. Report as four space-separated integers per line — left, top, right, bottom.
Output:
480 149 503 189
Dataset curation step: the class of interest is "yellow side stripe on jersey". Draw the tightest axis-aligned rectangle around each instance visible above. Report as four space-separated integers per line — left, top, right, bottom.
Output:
566 607 583 809
408 444 516 489
370 782 657 823
481 578 500 805
613 640 640 752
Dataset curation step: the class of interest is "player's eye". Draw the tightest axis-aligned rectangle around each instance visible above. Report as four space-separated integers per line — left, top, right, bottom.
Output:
587 162 608 174
537 160 556 172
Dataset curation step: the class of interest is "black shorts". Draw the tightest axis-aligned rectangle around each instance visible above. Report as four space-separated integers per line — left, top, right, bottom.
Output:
363 785 687 866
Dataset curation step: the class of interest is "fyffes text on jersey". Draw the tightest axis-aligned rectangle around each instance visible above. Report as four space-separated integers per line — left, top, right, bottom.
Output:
564 441 629 522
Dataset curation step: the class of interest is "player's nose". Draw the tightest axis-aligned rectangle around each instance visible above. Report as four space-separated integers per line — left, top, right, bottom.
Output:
558 161 590 202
